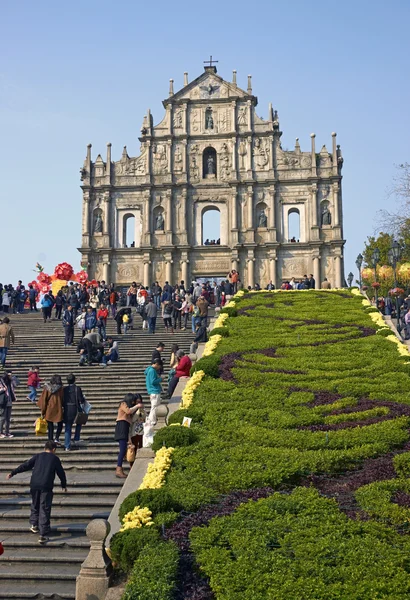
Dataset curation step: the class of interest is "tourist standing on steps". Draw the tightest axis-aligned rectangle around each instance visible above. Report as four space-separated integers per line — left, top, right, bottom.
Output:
114 394 140 478
38 375 64 445
28 285 38 312
27 366 41 403
6 440 67 545
145 298 158 334
129 396 146 468
63 374 86 451
144 359 163 424
62 304 75 347
54 290 64 320
40 294 53 323
0 316 15 369
0 371 19 438
151 342 165 374
167 350 192 399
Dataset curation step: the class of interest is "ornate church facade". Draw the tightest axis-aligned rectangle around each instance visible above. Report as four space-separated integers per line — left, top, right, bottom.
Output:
79 64 345 288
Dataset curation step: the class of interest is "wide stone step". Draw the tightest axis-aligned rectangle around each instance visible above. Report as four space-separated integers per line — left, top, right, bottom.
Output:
0 496 115 508
0 579 75 599
1 507 110 519
0 563 79 578
1 521 88 533
0 548 87 562
0 531 88 548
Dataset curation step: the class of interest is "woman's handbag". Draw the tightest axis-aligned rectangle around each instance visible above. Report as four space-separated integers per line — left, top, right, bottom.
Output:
126 444 136 463
75 412 88 425
35 417 47 435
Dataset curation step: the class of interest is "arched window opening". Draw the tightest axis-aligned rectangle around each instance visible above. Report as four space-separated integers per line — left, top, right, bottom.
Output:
123 214 135 248
288 209 300 242
202 207 221 246
203 147 217 179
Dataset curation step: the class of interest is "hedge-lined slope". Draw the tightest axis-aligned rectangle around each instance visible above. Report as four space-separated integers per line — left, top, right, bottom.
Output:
116 291 410 599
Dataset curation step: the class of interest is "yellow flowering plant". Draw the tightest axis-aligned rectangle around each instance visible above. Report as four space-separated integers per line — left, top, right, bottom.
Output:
139 446 174 490
120 505 154 532
180 369 205 408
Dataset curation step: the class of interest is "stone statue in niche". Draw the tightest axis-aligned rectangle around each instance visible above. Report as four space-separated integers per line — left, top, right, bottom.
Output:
205 108 214 130
258 209 268 228
155 212 165 231
321 202 331 226
207 155 215 175
94 212 103 233
238 106 247 126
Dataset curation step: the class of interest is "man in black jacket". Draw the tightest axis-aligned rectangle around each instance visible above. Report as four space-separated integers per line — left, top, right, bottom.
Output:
63 374 86 451
62 304 75 347
6 441 67 544
151 342 165 374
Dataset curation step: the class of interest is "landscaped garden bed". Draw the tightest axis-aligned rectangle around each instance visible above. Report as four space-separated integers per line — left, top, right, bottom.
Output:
113 290 410 599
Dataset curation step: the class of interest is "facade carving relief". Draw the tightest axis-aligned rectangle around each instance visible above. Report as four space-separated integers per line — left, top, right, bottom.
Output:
81 65 345 288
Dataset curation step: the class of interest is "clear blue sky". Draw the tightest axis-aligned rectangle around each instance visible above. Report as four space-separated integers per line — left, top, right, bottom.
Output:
1 0 409 285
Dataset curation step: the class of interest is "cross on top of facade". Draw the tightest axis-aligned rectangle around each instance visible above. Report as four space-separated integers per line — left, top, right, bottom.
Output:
204 55 218 68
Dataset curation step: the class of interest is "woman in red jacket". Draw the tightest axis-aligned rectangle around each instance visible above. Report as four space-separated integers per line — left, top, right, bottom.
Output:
167 350 192 399
97 304 109 341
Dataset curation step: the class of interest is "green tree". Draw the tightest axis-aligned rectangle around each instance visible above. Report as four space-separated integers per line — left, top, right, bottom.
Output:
363 232 393 266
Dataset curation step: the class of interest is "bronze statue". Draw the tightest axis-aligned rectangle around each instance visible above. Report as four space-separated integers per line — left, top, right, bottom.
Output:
258 209 267 228
155 212 165 231
94 213 103 233
321 203 331 226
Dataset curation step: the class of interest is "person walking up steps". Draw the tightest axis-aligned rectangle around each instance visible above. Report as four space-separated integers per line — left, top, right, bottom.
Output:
63 374 86 451
0 316 15 370
6 440 67 544
38 375 64 445
0 370 19 438
62 304 75 347
114 394 140 478
27 366 41 403
145 359 163 425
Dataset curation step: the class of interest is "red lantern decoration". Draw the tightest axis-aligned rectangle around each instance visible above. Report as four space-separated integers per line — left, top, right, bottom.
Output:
75 271 88 285
54 262 74 281
37 272 52 285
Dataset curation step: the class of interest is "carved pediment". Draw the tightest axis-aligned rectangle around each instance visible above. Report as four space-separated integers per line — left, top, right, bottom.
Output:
166 72 249 104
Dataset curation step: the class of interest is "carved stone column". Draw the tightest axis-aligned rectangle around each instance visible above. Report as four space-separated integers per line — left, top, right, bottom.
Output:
247 253 255 288
179 189 188 245
332 182 340 227
182 103 188 134
143 190 151 246
102 261 110 284
181 140 187 174
246 136 252 174
310 184 318 227
82 192 91 246
246 100 252 132
247 186 253 230
165 190 172 232
334 254 342 288
181 260 188 285
143 255 151 287
231 101 237 133
231 190 238 245
165 259 172 283
312 255 320 286
103 192 110 236
269 256 277 288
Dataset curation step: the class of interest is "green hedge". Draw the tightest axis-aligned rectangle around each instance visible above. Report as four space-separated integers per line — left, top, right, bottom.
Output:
122 540 179 600
119 487 182 523
152 424 197 452
110 527 159 573
209 327 230 338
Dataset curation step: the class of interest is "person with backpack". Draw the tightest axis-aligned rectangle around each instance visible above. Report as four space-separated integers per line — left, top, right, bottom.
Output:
0 370 19 438
6 440 67 545
62 304 75 347
162 301 174 334
40 294 53 323
28 285 38 312
63 373 86 451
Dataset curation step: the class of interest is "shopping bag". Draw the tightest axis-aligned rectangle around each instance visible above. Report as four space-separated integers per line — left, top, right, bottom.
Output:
75 412 88 426
126 445 136 463
35 418 47 436
0 541 4 556
83 400 92 415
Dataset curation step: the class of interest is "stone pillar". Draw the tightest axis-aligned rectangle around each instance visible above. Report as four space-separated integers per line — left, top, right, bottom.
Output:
332 132 338 176
268 135 274 171
167 105 172 135
312 255 320 285
334 255 342 288
181 261 188 284
310 133 317 177
102 262 110 283
232 259 238 272
232 139 237 174
165 259 172 283
182 140 187 174
165 191 172 232
246 100 252 131
268 186 276 229
246 136 252 173
332 182 340 227
247 186 253 230
269 257 277 288
143 190 151 246
247 255 255 288
231 101 237 133
310 184 318 227
143 259 150 287
106 143 111 179
182 103 187 134
103 193 110 236
82 192 90 238
75 519 112 600
231 191 237 231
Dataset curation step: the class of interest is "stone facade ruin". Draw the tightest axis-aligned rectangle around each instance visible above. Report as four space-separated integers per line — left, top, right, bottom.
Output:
79 65 345 288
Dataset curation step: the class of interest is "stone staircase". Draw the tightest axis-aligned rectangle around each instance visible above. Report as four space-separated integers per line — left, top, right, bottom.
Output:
0 311 194 599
